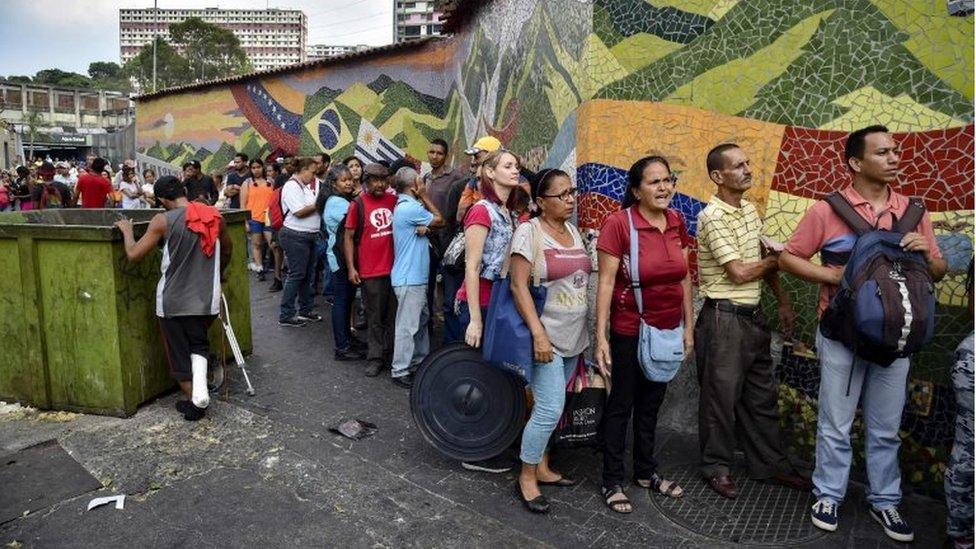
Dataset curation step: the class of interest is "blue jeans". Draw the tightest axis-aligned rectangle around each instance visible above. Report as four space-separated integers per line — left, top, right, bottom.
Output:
331 266 355 351
278 227 318 321
442 268 464 344
813 329 910 509
456 302 486 338
520 354 578 464
315 238 335 299
392 285 429 377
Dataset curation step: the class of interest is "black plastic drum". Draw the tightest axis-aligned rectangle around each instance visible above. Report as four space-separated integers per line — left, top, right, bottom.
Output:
410 344 526 462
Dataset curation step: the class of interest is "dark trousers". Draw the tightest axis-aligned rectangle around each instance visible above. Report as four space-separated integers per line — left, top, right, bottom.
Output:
361 275 397 366
441 268 464 344
330 266 355 352
694 304 791 479
278 227 317 320
601 331 668 489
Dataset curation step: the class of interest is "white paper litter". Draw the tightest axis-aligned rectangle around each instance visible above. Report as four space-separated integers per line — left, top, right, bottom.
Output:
87 495 125 511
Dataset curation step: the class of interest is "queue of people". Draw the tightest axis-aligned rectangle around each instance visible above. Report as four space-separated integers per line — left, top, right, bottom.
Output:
106 124 968 547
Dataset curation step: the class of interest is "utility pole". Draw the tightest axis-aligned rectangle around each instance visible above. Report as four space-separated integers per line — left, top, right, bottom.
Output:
152 0 158 92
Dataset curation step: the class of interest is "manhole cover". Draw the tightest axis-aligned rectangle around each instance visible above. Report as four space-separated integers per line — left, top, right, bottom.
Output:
648 465 825 545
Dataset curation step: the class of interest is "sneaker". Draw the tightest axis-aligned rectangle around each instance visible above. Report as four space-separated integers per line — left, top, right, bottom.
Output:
257 271 267 282
334 347 366 361
391 373 414 389
461 455 514 474
810 499 838 532
248 262 262 273
869 506 914 542
279 317 307 328
269 278 283 292
296 312 323 322
364 361 383 377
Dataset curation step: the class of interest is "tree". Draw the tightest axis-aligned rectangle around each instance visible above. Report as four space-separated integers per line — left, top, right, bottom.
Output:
5 75 33 84
24 110 43 160
88 62 121 80
33 69 92 88
88 61 132 92
122 38 192 92
169 17 251 81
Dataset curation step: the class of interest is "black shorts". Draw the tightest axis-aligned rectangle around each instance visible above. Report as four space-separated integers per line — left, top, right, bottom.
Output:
158 315 215 381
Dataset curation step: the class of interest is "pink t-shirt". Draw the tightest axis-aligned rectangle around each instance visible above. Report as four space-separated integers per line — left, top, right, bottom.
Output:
456 203 496 308
785 185 942 318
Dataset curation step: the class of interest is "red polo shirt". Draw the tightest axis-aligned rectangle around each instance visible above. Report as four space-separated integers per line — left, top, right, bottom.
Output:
597 207 692 335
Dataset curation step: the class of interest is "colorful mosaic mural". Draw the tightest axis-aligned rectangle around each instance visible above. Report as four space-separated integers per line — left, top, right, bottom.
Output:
135 0 974 493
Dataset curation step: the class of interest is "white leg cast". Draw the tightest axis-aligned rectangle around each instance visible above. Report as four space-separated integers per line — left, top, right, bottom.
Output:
191 354 210 408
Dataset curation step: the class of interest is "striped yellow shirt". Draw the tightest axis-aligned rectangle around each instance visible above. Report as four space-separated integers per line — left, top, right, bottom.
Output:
696 196 763 305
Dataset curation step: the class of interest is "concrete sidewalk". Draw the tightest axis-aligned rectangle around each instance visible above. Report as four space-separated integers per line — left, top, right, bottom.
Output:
0 280 949 548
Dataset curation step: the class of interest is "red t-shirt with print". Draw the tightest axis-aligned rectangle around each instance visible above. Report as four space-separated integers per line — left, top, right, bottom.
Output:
346 192 397 279
597 207 692 335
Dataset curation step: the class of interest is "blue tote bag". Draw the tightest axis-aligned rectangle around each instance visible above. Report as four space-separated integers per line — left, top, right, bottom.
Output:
627 208 685 382
482 219 546 384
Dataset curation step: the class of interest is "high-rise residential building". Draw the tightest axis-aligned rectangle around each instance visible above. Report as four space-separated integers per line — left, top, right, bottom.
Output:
305 44 370 60
119 7 308 72
394 1 444 42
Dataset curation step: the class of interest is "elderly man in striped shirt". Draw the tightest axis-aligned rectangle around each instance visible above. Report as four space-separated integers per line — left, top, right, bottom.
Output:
694 143 809 500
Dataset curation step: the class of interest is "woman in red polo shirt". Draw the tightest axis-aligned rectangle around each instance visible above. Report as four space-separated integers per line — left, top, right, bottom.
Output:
595 155 694 514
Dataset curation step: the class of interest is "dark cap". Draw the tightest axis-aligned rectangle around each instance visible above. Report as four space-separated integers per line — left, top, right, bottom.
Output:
154 175 185 201
182 159 202 170
363 163 390 178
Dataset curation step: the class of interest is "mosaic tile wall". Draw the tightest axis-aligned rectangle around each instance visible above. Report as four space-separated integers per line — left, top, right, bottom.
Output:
136 0 973 493
580 0 973 494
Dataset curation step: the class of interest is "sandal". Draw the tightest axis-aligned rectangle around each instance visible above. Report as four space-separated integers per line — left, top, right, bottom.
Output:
603 485 633 514
635 473 684 498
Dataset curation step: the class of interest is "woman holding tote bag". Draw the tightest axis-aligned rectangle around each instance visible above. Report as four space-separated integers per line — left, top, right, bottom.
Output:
509 169 592 514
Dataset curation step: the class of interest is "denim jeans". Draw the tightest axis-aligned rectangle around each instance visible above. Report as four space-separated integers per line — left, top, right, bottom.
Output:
813 329 910 509
392 285 429 378
456 301 487 338
315 238 334 299
331 266 355 351
520 354 578 464
441 268 464 344
278 227 318 321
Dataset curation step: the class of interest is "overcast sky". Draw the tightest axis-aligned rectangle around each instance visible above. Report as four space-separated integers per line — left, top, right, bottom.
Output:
0 0 394 77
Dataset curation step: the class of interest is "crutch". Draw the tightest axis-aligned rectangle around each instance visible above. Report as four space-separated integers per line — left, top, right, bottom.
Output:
220 292 256 396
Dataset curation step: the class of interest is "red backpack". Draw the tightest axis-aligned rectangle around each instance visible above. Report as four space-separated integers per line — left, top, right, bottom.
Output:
268 185 286 231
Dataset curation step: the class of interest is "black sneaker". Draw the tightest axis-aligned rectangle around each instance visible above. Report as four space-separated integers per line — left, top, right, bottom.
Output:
869 506 914 542
297 312 323 322
334 347 366 361
810 499 838 532
364 361 383 377
182 402 206 421
279 317 307 328
269 278 283 292
257 271 266 282
391 373 414 389
461 455 514 474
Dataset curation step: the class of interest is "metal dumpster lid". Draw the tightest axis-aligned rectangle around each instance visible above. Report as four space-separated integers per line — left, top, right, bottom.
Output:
410 344 526 462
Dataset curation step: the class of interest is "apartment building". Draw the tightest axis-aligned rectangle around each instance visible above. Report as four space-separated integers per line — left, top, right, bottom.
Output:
395 1 444 42
305 44 370 60
119 7 308 72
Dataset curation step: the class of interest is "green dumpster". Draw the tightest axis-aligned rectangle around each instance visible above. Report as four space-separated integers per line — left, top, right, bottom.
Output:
0 208 252 417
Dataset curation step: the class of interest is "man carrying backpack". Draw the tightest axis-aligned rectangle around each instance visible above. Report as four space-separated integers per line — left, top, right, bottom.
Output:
344 163 397 377
780 125 946 542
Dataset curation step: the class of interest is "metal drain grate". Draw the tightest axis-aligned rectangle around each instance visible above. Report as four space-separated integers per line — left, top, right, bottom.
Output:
648 465 826 545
